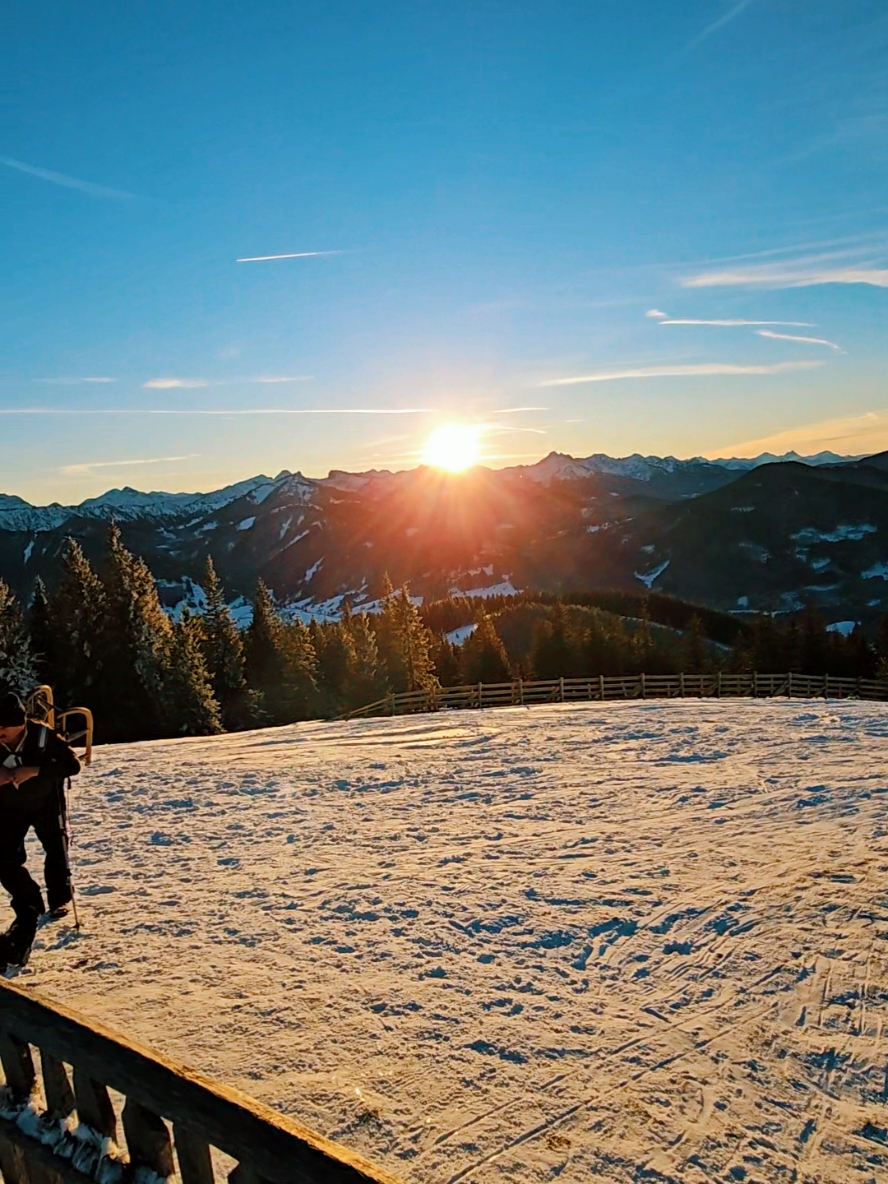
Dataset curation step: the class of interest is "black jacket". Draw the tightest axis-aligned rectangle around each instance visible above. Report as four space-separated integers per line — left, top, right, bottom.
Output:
0 721 81 813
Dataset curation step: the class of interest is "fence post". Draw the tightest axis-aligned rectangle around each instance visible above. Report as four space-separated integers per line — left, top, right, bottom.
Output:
599 674 605 701
519 679 524 705
40 1050 75 1120
679 671 685 697
477 682 483 708
640 672 646 699
73 1068 117 1138
173 1125 215 1184
0 1031 35 1101
717 672 722 697
123 1098 176 1178
787 672 793 698
753 671 758 698
559 677 565 703
823 675 829 700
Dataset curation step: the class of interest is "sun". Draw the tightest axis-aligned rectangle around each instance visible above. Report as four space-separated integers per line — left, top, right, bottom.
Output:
422 423 483 472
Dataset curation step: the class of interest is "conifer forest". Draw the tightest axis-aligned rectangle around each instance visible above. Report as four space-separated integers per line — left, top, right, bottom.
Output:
0 529 881 743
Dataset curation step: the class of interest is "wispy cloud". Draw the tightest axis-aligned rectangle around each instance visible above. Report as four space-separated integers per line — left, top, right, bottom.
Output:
664 318 815 325
684 0 756 53
60 454 197 477
33 376 116 384
143 378 209 389
540 361 824 386
250 375 314 384
757 330 841 350
647 309 814 327
0 407 435 416
682 263 888 289
708 409 888 459
1 157 134 199
236 251 344 263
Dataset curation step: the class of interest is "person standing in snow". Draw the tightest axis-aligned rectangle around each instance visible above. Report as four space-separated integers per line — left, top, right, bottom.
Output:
0 692 81 968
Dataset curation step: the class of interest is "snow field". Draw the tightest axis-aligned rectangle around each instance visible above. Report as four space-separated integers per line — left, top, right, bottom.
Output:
7 700 888 1184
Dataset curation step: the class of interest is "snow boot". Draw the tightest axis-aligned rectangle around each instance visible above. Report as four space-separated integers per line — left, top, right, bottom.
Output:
3 907 40 968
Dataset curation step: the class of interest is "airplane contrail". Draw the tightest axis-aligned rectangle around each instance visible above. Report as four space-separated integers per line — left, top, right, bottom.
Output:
236 251 344 263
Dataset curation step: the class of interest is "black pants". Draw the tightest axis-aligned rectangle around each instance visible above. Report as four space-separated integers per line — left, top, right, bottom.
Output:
0 792 71 918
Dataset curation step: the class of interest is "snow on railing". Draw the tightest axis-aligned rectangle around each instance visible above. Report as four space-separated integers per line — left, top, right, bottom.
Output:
0 977 403 1184
342 672 888 720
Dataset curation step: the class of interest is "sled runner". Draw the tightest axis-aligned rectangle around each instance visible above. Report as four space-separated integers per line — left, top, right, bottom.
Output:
23 685 94 766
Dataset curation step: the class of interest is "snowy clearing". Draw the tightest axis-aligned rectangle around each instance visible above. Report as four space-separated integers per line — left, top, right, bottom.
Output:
8 700 888 1184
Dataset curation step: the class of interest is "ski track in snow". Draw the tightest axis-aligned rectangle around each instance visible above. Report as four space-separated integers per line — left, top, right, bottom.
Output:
7 700 888 1183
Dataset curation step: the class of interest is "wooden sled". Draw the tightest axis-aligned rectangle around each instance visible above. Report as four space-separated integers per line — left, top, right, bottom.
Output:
24 685 94 766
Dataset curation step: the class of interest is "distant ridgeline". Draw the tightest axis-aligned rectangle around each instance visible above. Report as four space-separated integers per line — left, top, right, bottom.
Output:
0 526 884 743
2 449 888 629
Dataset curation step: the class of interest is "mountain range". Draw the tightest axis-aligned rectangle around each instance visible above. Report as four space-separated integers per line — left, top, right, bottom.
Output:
2 449 886 628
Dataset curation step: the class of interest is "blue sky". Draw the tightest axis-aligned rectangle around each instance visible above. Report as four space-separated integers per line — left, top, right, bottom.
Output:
2 0 887 502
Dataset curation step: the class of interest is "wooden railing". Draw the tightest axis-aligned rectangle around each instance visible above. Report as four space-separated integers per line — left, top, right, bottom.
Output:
343 671 888 720
0 977 403 1184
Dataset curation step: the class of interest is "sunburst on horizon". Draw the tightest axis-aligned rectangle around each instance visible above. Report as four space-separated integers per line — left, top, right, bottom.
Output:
422 423 483 472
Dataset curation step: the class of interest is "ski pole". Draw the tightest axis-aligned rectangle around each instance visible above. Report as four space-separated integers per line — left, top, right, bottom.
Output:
59 777 81 930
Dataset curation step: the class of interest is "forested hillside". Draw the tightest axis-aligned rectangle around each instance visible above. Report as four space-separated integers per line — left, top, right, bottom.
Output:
0 528 883 743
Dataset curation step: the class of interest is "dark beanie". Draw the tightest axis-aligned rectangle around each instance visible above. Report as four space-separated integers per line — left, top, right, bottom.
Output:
0 693 25 727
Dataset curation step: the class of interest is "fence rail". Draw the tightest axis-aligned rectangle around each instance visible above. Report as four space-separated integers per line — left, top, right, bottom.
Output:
0 977 402 1184
343 671 888 721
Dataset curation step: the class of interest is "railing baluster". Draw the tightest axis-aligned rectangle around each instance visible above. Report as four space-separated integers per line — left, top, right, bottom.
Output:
0 1031 35 1102
123 1098 175 1177
173 1123 215 1184
39 1050 75 1120
228 1163 271 1184
73 1067 116 1138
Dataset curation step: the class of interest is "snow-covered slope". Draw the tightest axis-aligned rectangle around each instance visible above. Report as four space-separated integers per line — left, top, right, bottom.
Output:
1 450 884 622
510 450 855 487
0 475 286 531
13 700 888 1183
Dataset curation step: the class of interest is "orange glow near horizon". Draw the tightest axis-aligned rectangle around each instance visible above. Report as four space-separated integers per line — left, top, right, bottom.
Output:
422 423 483 472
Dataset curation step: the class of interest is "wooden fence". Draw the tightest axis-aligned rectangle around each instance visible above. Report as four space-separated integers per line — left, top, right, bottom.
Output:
0 977 402 1184
344 671 888 720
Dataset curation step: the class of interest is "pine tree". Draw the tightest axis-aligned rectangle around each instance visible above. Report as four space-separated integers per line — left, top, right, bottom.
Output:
460 607 511 684
342 609 386 708
244 580 284 715
49 540 107 710
432 634 461 687
243 582 319 723
160 611 222 736
314 619 355 703
876 615 888 679
626 602 656 675
0 580 37 697
799 605 828 675
278 621 319 721
742 615 782 673
681 614 709 674
100 524 174 740
374 585 438 693
582 609 625 676
532 603 577 679
28 577 56 686
848 626 876 679
199 557 256 729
